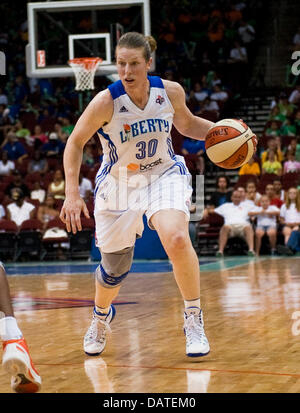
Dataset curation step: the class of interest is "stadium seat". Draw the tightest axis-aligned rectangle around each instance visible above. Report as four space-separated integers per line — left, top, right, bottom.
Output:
0 219 18 261
41 217 69 260
235 174 259 188
282 172 300 190
258 173 279 192
15 219 43 261
197 212 224 255
69 217 95 260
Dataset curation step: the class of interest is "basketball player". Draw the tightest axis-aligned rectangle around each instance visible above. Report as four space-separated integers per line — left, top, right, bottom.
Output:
0 262 41 392
60 32 214 358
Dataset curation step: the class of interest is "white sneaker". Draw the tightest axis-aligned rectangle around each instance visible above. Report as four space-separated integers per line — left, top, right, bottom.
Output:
184 308 210 357
84 305 116 356
2 338 42 393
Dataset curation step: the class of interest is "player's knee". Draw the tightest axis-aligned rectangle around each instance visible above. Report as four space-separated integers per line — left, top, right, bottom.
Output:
166 230 189 254
95 247 134 288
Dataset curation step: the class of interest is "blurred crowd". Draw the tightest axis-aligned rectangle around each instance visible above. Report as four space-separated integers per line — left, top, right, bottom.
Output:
1 0 291 260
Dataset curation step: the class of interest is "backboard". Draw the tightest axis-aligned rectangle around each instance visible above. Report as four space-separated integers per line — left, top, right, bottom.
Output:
26 0 152 80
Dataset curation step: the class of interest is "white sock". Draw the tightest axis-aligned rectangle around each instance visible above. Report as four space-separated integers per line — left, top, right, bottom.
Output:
0 317 23 341
184 298 201 310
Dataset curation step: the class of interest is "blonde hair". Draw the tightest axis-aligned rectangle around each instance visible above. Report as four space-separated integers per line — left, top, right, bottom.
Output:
285 187 300 211
116 32 157 61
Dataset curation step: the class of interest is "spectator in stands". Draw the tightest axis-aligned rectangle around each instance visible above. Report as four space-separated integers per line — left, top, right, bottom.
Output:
208 175 232 207
248 194 280 256
264 183 284 208
283 150 300 174
294 112 300 134
41 132 65 158
27 149 49 175
238 20 255 43
0 132 28 164
261 149 283 176
59 116 74 137
30 181 46 204
47 169 65 200
277 229 300 255
277 93 295 118
79 172 93 201
14 120 30 139
265 121 281 138
280 187 300 245
29 125 48 149
13 75 29 105
225 4 242 24
189 82 208 104
268 105 286 124
214 190 255 257
288 84 300 105
37 194 60 231
0 87 8 106
0 151 15 176
6 188 35 228
181 138 205 175
4 170 30 200
0 105 13 135
237 185 255 208
286 137 298 155
195 96 219 117
280 118 297 137
273 178 285 202
238 156 260 176
228 40 248 92
210 84 228 103
53 122 68 143
261 137 284 164
245 179 261 204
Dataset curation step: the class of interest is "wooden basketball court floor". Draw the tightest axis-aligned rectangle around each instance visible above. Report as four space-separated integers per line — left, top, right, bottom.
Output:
1 256 300 394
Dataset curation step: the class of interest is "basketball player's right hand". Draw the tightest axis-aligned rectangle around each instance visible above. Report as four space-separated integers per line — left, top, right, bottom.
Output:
60 196 90 234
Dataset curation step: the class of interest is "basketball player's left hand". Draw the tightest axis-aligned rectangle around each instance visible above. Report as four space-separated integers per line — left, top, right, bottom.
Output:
60 196 90 234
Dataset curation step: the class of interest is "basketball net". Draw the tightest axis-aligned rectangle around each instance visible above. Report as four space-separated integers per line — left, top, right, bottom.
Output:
68 57 102 91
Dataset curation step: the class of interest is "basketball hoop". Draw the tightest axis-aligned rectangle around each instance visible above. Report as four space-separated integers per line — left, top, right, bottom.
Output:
68 57 102 91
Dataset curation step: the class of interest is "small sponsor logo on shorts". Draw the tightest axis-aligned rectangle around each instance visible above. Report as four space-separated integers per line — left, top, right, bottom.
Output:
140 158 163 171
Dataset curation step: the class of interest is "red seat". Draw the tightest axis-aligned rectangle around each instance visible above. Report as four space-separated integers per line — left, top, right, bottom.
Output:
197 212 224 255
235 174 259 189
258 173 279 192
0 219 18 232
81 217 95 230
281 172 300 190
19 219 43 231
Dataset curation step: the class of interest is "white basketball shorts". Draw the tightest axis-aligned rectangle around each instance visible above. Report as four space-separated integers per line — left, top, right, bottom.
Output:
94 165 193 253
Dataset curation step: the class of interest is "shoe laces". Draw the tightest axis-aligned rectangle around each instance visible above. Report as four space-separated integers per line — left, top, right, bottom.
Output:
86 316 111 344
185 313 207 345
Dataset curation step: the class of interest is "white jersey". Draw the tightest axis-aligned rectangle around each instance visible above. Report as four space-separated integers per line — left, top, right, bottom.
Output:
94 76 188 194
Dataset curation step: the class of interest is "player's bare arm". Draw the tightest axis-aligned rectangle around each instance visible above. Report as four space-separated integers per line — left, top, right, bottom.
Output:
60 89 113 233
163 79 214 140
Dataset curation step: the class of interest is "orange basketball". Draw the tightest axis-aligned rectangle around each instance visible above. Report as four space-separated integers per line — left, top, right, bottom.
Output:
205 119 256 169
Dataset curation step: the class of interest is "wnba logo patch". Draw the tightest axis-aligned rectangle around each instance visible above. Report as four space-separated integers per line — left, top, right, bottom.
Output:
156 95 165 105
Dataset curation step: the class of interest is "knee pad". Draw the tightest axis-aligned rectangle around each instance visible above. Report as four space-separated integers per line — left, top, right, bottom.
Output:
95 247 134 288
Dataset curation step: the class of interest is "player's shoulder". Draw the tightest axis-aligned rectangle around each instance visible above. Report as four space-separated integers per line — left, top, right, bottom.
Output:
162 79 185 108
88 87 114 121
162 79 184 95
